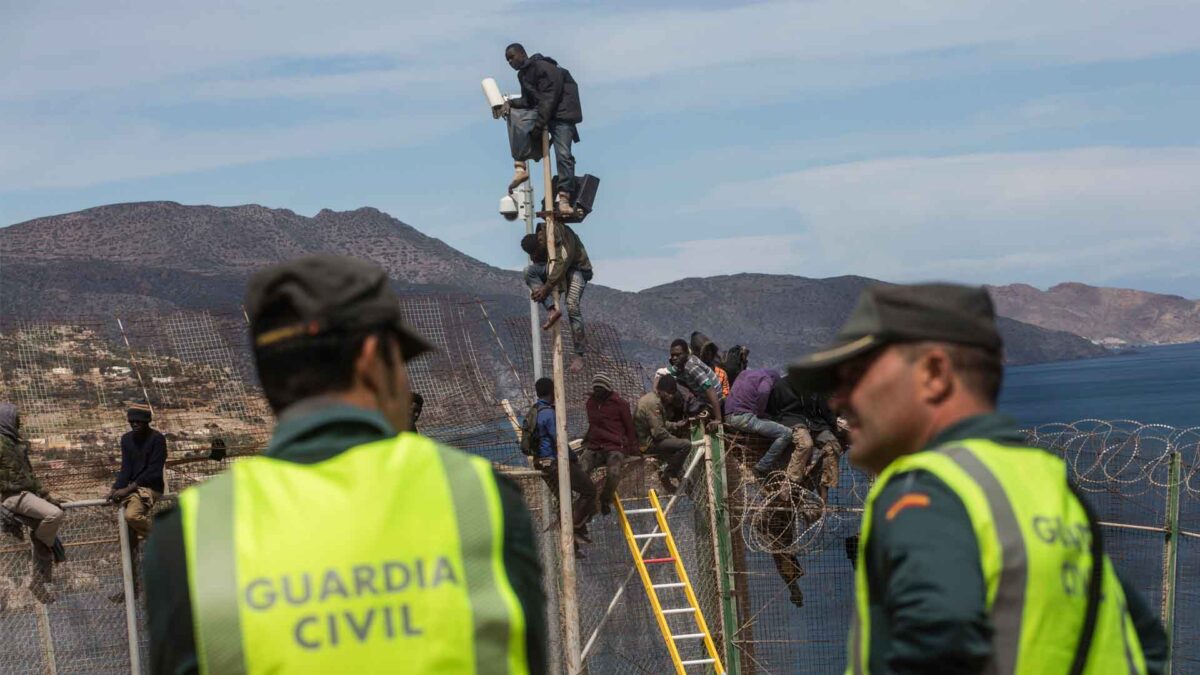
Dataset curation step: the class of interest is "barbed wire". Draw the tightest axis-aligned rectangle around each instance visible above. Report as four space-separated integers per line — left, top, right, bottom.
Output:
1025 420 1200 496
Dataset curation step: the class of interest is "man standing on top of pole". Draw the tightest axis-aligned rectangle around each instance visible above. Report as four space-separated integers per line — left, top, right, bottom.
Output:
495 43 583 216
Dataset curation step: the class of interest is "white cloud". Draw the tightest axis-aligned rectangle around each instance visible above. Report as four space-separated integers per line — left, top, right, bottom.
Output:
3 1 1198 192
0 111 476 190
599 146 1200 291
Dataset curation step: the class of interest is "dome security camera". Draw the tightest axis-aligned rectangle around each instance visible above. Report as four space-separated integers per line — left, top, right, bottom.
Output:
499 194 519 221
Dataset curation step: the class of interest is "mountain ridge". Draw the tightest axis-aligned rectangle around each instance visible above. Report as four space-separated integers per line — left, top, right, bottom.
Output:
1 201 1122 367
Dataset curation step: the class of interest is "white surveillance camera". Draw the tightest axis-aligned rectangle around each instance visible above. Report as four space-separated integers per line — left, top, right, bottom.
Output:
499 194 519 221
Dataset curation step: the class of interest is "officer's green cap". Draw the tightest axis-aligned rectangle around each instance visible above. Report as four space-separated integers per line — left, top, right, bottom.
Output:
788 283 1002 393
245 255 431 360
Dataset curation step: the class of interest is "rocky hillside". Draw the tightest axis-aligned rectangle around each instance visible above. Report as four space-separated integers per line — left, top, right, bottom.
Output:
2 202 1108 367
989 283 1200 346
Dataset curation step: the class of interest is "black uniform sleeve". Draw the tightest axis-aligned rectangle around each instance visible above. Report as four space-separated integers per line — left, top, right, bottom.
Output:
869 471 993 674
494 470 548 674
142 507 199 675
1118 572 1167 674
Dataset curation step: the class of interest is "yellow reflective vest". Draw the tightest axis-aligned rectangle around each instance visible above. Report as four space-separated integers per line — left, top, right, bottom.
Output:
178 433 528 674
850 438 1149 674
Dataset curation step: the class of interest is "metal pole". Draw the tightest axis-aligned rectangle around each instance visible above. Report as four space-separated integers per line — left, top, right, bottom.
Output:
117 509 142 675
541 478 565 675
707 432 742 674
36 598 57 675
1162 450 1181 673
116 318 154 415
519 164 543 381
544 130 583 674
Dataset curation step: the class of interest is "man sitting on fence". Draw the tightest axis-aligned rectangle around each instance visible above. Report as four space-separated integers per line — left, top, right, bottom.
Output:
724 368 794 480
529 377 597 541
768 375 845 503
666 339 723 428
107 403 167 544
0 402 64 602
634 375 695 494
582 373 638 515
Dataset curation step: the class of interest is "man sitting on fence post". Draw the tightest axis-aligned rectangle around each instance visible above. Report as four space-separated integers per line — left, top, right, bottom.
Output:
0 402 64 601
634 375 695 494
530 377 597 542
724 368 795 480
108 402 167 544
582 373 638 515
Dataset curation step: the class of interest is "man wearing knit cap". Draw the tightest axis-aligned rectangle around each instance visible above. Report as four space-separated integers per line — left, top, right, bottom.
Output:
108 402 167 542
583 372 637 514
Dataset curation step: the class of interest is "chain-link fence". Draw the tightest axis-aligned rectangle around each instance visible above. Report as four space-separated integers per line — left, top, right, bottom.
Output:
3 308 1199 674
0 501 138 675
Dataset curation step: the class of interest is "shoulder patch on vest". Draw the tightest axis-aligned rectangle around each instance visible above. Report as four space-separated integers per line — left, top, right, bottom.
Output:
885 492 931 521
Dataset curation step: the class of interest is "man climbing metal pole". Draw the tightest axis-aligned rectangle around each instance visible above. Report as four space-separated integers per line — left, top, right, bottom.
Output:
499 43 583 216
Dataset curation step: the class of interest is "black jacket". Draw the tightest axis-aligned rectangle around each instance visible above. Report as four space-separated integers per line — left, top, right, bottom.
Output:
113 429 167 494
768 376 838 432
509 54 582 128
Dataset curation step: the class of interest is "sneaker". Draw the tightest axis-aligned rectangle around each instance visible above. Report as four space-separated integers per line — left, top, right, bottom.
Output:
30 582 55 605
556 191 574 216
508 162 529 192
788 585 805 608
659 471 679 494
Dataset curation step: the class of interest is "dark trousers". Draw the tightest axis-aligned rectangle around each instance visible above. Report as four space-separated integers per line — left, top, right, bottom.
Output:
644 436 692 478
585 448 628 504
539 457 596 528
550 120 577 196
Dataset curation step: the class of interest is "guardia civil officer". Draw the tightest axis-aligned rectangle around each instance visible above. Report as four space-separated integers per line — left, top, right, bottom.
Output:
143 255 544 674
789 283 1167 675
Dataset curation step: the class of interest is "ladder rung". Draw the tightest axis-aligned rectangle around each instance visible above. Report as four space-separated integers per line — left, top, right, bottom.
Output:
633 533 667 539
643 557 675 564
653 582 685 589
662 607 696 614
672 633 705 640
682 658 716 666
624 508 658 514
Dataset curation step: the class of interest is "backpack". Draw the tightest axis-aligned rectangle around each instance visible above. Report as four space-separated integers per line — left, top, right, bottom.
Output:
519 401 550 456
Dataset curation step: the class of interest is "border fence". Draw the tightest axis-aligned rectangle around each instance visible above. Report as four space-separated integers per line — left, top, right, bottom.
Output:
1 305 1198 673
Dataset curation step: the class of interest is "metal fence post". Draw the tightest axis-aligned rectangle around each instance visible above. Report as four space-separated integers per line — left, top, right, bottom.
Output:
116 509 141 675
1162 450 1181 673
36 596 57 675
706 432 741 675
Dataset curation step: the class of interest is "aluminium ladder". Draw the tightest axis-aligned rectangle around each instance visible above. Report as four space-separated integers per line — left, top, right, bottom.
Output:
615 490 725 674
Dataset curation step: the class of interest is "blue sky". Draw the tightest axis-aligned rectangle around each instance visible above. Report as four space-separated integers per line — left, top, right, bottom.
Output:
3 1 1199 295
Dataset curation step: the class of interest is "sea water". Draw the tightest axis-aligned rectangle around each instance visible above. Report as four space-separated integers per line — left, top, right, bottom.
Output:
1000 342 1200 429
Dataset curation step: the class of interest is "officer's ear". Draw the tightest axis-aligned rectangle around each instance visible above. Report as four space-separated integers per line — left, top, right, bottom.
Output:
354 333 387 394
912 344 955 405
